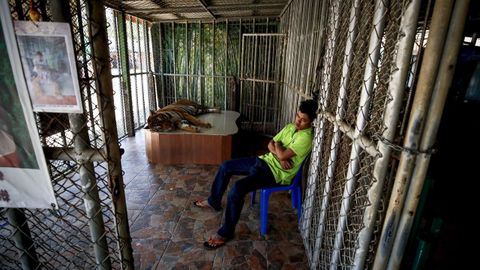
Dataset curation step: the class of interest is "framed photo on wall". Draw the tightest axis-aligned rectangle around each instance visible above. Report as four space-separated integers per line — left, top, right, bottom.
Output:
0 0 57 209
14 20 83 113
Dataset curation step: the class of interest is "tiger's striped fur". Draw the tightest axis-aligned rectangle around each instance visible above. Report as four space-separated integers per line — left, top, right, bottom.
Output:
146 99 221 133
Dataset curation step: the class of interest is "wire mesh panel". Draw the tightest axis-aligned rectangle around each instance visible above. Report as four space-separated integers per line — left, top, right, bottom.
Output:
0 165 121 269
316 128 353 268
1 1 133 269
293 0 415 268
276 0 325 131
102 0 289 22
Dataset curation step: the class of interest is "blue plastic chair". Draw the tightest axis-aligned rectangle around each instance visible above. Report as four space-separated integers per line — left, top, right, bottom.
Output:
250 157 308 235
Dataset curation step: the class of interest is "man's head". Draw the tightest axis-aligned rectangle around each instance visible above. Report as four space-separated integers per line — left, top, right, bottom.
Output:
295 99 318 130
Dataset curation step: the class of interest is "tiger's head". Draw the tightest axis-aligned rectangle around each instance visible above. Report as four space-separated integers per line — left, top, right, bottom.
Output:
146 110 178 132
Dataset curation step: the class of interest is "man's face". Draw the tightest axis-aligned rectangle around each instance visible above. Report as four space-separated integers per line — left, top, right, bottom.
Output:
294 111 312 130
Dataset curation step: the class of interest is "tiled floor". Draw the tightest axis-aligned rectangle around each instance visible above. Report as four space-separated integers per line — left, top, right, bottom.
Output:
120 130 308 269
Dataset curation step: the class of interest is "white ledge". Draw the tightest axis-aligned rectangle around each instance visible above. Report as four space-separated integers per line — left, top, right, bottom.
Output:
148 110 240 136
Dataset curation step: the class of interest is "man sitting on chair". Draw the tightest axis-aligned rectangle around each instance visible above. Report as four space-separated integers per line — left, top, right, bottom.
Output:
193 99 318 249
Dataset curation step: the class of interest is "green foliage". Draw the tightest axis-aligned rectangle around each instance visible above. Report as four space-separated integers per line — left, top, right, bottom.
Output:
158 19 278 108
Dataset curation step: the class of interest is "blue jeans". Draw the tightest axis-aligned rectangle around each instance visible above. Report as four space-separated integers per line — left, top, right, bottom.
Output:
208 157 281 239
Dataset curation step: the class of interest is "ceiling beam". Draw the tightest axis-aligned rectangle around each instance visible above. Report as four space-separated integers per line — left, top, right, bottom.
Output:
150 15 280 23
197 0 216 19
126 3 285 14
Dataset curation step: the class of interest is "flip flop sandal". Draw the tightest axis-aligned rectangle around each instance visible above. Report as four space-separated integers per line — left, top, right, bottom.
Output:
203 237 227 250
193 200 212 209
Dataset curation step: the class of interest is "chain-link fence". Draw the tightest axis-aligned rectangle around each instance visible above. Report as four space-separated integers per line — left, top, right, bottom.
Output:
300 0 405 267
1 1 134 269
280 0 432 268
1 0 466 269
277 0 325 131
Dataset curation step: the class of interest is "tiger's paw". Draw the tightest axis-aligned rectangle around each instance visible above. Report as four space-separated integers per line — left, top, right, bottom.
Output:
179 122 200 133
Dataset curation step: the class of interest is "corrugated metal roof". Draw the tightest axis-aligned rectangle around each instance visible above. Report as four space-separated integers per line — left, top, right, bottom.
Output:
104 0 289 22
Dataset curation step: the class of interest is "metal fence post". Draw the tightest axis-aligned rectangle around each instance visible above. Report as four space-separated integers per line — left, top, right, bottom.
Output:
69 114 113 270
303 1 342 267
388 0 471 268
373 0 455 268
117 11 135 137
326 0 361 267
6 209 38 270
51 1 113 269
329 0 388 268
352 0 422 268
87 1 134 268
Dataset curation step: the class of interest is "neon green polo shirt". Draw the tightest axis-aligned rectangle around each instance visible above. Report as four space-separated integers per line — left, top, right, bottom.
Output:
259 123 313 185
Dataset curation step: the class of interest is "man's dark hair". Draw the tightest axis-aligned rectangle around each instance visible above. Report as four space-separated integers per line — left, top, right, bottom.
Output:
299 99 318 121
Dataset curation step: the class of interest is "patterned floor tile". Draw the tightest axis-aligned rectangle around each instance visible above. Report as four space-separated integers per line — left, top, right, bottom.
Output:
121 130 309 269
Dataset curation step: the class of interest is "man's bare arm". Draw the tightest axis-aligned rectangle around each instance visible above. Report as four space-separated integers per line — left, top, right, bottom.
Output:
267 140 277 153
268 140 296 161
274 141 296 161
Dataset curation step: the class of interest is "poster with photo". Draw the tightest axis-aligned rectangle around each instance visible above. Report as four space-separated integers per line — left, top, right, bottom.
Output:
14 20 83 113
0 0 57 209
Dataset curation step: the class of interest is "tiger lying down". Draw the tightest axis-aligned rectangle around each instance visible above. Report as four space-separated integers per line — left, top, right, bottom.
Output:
146 99 221 133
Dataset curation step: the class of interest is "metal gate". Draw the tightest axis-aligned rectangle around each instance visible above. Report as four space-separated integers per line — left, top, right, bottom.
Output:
239 33 286 135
